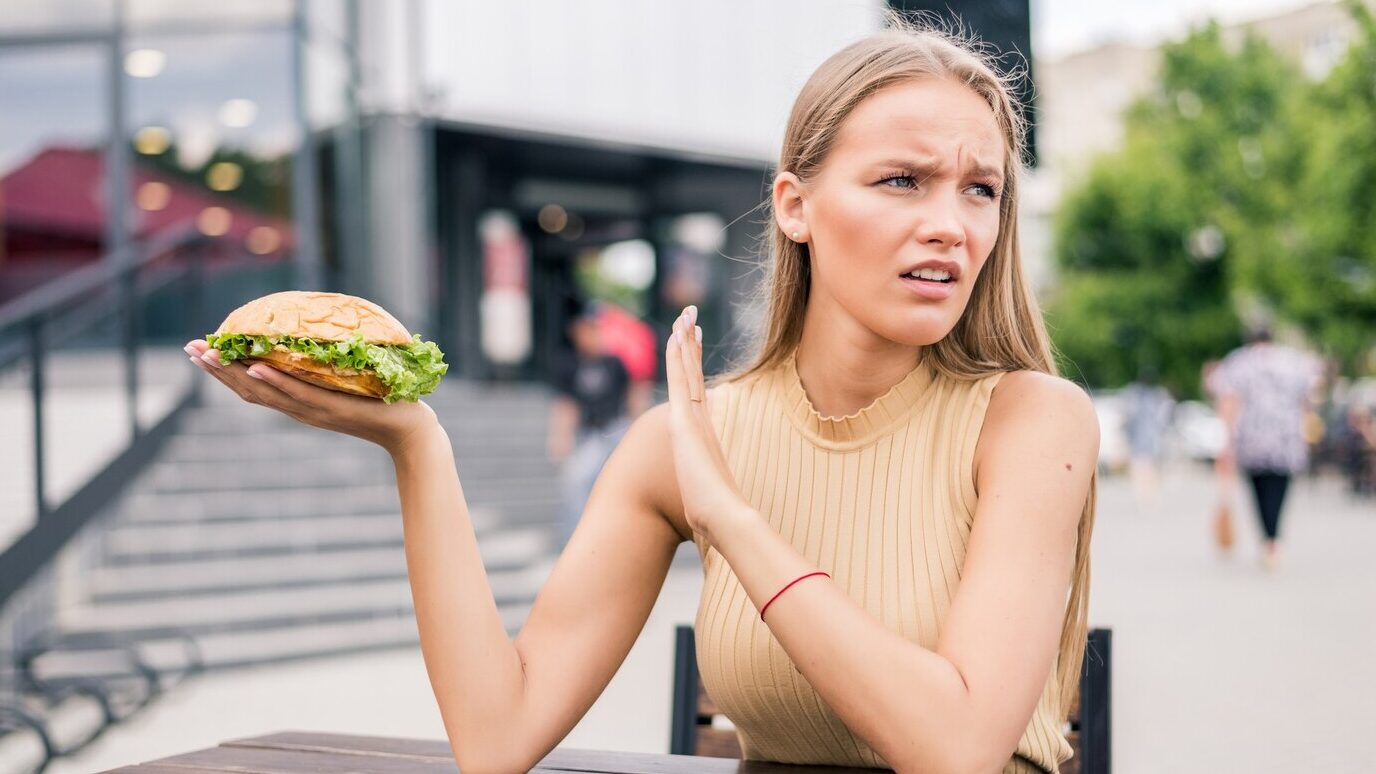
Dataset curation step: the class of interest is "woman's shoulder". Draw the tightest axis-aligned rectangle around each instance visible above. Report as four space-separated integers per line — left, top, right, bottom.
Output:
983 370 1099 448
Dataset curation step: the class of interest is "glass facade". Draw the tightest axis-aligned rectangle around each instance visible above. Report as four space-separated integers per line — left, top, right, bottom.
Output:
0 1 336 306
0 44 109 299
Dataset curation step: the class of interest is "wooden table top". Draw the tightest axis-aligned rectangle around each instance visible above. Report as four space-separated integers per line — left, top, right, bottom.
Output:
99 730 885 773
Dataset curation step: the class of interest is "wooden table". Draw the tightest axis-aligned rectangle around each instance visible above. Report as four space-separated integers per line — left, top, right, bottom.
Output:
99 731 885 773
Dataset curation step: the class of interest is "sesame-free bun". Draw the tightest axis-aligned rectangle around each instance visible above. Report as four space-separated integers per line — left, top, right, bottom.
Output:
214 291 412 345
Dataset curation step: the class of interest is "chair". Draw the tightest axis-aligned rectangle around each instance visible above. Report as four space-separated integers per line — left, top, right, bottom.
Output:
670 625 1111 774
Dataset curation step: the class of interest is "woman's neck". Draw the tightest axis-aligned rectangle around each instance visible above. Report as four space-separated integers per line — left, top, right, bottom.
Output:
793 305 922 420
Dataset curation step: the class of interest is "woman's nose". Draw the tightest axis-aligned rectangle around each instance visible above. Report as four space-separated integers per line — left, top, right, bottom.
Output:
913 193 965 248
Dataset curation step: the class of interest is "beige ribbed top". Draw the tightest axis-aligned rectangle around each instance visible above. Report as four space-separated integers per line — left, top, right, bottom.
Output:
693 351 1071 774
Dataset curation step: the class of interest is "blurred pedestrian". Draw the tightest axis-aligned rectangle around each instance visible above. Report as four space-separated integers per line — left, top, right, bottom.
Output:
1211 324 1323 572
1346 403 1376 496
1121 365 1174 509
546 306 634 547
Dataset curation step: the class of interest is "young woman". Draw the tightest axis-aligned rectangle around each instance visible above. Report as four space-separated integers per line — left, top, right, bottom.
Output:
186 19 1098 774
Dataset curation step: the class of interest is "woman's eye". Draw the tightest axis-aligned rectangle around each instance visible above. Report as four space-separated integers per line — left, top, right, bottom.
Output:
879 175 916 189
968 183 1000 199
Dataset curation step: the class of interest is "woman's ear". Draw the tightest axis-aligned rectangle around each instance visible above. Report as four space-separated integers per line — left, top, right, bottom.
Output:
772 171 808 242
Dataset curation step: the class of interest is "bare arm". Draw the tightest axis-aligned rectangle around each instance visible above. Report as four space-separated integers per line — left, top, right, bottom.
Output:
393 403 685 774
705 372 1097 773
183 340 684 773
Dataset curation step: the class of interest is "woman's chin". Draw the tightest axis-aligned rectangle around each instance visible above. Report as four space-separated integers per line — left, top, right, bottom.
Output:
877 316 958 348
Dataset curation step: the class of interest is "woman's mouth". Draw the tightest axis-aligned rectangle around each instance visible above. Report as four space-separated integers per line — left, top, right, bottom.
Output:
899 271 956 300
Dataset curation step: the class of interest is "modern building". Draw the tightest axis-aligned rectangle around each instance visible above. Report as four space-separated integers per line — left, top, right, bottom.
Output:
1 1 897 383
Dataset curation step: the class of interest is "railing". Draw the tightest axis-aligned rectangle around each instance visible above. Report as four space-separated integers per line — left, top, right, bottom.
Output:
0 228 209 612
0 230 295 771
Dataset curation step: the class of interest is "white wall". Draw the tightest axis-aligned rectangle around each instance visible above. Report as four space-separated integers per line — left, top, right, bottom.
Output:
415 0 884 162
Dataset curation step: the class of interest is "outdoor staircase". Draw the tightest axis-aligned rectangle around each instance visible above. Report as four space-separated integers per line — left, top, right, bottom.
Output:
78 378 564 667
0 377 566 772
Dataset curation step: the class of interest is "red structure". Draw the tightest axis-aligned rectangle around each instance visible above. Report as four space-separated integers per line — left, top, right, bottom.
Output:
0 146 293 301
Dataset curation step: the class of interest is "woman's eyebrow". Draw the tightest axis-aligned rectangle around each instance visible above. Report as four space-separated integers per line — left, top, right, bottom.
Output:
872 156 1004 182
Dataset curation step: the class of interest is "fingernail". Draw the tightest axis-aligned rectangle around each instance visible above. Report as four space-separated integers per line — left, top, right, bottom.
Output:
246 368 263 380
694 325 702 344
675 327 683 344
686 306 697 324
201 352 218 366
183 344 197 356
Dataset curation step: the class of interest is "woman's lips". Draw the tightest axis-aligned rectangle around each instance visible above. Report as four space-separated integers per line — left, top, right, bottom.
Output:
899 274 957 300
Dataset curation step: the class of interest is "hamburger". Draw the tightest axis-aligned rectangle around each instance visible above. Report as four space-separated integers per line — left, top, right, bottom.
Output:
204 291 448 404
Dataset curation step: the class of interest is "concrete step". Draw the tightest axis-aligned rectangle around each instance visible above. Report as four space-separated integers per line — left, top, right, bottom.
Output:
135 470 559 499
187 603 532 670
92 527 550 602
115 483 404 523
114 487 559 527
179 403 555 436
102 509 555 566
140 455 395 491
159 433 547 464
145 455 560 483
140 459 396 494
59 558 554 641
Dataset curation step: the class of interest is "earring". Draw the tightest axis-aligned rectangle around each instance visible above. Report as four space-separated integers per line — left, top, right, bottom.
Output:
791 231 800 240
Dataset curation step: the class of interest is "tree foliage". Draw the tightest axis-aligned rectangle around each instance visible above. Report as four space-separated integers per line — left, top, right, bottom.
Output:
1048 3 1376 394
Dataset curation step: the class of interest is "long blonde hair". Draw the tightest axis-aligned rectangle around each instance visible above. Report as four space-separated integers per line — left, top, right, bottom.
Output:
712 14 1096 723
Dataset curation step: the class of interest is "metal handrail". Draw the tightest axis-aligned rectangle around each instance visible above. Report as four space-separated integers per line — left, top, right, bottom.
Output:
0 230 204 521
0 229 214 613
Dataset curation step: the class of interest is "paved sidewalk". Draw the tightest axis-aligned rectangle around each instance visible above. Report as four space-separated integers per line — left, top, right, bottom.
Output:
43 465 1376 774
1087 464 1375 774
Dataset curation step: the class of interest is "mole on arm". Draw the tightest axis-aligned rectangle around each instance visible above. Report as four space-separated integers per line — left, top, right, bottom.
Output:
1064 463 1073 472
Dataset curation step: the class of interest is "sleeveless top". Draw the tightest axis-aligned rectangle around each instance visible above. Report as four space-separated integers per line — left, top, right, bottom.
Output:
692 351 1072 774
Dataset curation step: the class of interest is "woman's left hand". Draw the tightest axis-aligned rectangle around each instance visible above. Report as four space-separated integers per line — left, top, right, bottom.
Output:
665 305 755 545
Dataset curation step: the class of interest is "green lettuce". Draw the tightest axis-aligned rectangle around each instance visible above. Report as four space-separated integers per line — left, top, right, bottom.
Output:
204 330 449 404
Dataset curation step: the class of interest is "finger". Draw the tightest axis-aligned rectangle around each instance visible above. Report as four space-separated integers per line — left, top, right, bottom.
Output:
192 355 293 407
665 312 690 414
678 317 705 405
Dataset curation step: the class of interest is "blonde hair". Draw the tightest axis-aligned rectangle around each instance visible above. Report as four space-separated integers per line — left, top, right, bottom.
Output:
712 14 1096 724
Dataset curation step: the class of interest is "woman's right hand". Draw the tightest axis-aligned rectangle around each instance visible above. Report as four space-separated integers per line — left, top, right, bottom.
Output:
184 339 439 455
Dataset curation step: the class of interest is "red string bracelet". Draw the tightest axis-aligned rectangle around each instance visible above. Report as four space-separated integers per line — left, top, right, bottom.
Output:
759 571 830 622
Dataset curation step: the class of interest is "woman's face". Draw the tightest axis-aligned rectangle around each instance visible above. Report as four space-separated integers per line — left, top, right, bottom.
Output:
776 78 1007 348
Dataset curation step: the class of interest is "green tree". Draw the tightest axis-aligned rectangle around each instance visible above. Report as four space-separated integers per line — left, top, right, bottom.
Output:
1048 23 1304 396
1275 0 1376 371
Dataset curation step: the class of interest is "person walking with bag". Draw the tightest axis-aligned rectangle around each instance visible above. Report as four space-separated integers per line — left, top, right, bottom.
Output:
1211 325 1322 573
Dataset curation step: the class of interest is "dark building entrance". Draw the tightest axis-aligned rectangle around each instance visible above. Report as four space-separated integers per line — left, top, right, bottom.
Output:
430 120 770 385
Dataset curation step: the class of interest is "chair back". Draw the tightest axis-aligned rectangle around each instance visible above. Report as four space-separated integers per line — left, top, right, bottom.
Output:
670 625 1112 773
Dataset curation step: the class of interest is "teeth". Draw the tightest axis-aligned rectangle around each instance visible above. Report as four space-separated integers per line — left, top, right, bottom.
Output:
907 268 952 281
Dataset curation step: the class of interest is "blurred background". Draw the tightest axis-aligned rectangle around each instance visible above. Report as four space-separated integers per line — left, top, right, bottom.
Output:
0 1 1372 773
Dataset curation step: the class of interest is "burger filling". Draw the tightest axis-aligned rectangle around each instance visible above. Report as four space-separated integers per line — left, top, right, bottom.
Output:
203 331 448 403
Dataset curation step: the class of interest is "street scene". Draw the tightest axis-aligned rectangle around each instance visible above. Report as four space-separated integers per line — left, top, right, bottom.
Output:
2 1 1373 773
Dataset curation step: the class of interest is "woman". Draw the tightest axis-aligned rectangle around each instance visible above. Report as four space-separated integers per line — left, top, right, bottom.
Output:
185 18 1098 774
1210 324 1322 573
